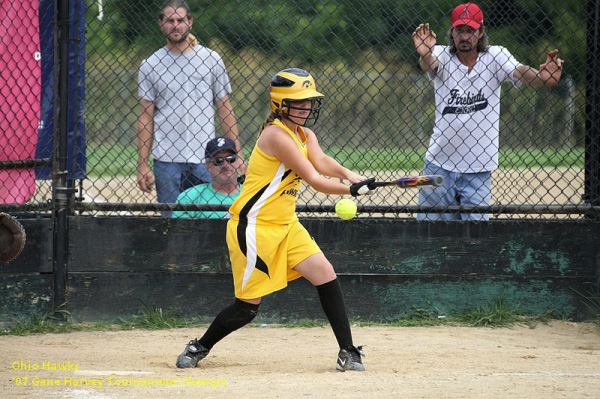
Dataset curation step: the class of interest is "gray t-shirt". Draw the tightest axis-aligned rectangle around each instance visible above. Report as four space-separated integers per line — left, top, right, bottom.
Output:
139 45 232 163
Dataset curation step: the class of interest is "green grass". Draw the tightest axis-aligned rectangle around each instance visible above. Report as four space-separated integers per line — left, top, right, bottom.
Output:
571 278 600 325
0 300 591 336
497 148 584 169
86 144 584 177
279 318 329 328
86 144 139 176
118 305 197 330
329 146 584 171
455 299 526 328
1 306 118 336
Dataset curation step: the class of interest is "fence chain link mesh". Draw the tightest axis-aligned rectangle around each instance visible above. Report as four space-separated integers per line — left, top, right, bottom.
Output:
1 0 598 221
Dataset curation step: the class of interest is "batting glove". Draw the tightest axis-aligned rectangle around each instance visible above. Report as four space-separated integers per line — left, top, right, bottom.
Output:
350 178 376 197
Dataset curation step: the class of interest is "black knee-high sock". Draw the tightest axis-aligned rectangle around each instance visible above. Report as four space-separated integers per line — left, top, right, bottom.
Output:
199 299 259 350
316 278 354 350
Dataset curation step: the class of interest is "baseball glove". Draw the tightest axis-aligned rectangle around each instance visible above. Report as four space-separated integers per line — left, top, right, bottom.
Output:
0 212 26 263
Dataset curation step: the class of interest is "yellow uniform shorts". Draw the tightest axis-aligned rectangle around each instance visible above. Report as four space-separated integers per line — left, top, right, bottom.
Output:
226 218 322 300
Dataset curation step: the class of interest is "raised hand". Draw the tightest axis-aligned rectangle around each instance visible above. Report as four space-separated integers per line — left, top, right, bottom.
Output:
539 49 564 86
412 23 437 58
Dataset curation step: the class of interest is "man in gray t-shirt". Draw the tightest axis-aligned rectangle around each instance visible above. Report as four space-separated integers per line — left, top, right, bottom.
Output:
137 0 245 215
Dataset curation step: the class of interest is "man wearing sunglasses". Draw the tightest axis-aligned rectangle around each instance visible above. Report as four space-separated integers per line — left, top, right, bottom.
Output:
173 137 242 219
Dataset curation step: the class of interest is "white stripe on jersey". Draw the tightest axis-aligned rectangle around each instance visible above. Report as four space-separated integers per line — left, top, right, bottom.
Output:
241 162 286 291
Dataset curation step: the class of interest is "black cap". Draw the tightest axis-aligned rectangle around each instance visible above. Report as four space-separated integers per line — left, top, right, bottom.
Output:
205 136 237 158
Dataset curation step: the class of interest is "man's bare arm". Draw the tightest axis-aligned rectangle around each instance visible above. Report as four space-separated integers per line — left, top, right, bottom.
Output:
514 50 564 87
137 98 155 193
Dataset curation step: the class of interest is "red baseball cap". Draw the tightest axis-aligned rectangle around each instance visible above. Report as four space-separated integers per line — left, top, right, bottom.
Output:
451 3 484 29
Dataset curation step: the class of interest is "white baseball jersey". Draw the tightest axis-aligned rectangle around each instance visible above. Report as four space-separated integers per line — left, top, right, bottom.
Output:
426 45 522 173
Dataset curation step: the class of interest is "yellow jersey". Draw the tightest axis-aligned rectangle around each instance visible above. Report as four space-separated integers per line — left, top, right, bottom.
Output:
229 119 307 225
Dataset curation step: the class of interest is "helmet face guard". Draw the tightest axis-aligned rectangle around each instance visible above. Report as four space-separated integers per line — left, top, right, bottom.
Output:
270 68 324 127
281 97 323 127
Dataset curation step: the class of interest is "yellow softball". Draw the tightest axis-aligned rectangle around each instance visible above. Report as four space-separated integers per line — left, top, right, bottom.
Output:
335 199 357 220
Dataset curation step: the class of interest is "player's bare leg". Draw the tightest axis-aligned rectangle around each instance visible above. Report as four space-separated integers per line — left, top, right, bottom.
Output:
294 253 365 371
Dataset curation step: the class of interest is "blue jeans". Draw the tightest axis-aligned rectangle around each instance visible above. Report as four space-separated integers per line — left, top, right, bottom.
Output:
417 160 491 221
154 161 212 217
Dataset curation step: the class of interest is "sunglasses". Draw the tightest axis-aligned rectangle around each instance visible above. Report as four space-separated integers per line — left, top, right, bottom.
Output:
208 155 238 166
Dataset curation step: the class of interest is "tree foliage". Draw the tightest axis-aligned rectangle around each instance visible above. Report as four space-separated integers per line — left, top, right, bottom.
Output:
95 0 587 82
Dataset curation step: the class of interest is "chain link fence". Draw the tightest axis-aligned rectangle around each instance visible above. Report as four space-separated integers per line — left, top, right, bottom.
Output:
1 0 599 220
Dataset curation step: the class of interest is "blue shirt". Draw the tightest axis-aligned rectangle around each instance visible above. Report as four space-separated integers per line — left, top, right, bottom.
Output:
173 183 241 219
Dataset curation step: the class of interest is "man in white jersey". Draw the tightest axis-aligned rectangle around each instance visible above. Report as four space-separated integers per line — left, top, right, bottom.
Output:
137 0 246 216
412 3 563 220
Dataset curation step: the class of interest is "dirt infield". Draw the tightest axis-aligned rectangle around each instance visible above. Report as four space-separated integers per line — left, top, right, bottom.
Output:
30 167 583 206
2 321 599 398
26 167 584 220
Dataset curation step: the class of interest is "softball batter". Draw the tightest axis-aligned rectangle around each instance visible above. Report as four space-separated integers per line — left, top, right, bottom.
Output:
176 68 375 372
